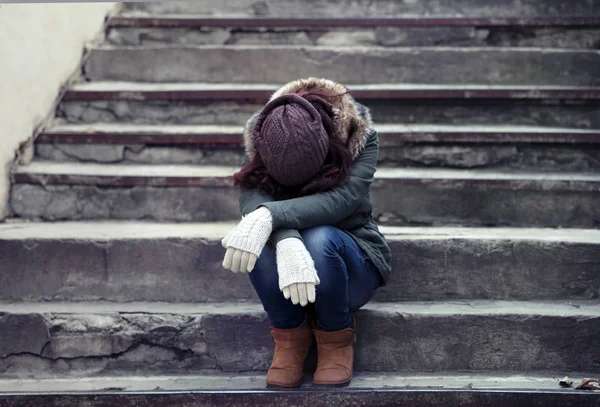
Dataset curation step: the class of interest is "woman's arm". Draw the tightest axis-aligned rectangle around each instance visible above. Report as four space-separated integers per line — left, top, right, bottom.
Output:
239 174 304 245
260 129 379 231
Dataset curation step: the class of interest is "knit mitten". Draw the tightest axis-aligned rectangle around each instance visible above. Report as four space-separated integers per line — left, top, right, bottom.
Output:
222 206 273 273
276 237 320 306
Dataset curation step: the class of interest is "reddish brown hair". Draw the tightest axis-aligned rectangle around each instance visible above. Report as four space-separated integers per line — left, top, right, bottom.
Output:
234 88 353 200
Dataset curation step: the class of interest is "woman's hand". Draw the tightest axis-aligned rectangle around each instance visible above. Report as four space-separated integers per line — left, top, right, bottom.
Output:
276 237 320 306
222 206 273 273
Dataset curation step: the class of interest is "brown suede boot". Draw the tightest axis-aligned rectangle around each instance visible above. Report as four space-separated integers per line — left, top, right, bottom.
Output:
266 324 313 388
312 319 356 386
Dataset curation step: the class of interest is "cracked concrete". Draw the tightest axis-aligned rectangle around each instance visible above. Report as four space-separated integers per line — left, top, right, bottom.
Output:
107 24 600 48
10 184 241 222
55 98 600 131
121 0 598 18
0 311 218 378
83 46 600 85
36 144 245 166
1 222 599 303
2 303 599 377
34 142 600 171
9 178 600 227
56 100 261 126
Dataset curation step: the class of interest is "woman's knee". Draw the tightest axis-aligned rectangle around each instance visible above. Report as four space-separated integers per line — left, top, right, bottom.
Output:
300 226 339 257
249 248 280 294
300 227 348 295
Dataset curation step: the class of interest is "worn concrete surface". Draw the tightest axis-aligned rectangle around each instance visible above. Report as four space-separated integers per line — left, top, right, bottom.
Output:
56 98 600 130
1 390 597 407
107 25 600 49
371 183 600 227
83 46 600 85
0 372 594 392
9 164 600 226
35 142 600 171
379 144 600 171
366 100 600 129
0 301 599 377
1 222 600 302
57 100 261 125
36 144 244 166
10 184 240 222
121 0 598 18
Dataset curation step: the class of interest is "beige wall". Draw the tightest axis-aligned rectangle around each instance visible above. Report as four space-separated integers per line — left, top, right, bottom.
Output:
0 2 116 219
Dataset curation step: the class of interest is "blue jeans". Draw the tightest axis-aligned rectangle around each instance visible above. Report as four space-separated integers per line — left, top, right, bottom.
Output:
249 226 382 332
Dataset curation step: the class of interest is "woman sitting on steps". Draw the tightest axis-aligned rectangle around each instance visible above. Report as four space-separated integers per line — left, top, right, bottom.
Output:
221 77 392 388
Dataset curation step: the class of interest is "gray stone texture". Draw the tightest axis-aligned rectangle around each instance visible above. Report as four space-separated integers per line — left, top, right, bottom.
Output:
122 0 598 18
1 232 599 302
1 390 598 407
56 99 600 130
10 182 600 227
371 184 600 228
379 145 600 171
366 101 600 129
107 26 600 49
2 306 598 377
108 27 232 46
10 184 240 222
83 46 600 85
56 100 261 125
0 314 50 358
36 144 245 166
35 143 600 171
0 312 215 378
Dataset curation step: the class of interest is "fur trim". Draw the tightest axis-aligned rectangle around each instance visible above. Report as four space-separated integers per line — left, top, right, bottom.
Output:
243 77 373 160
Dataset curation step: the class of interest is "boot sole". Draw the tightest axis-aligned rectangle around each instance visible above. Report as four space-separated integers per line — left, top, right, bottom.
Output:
266 379 304 389
312 377 352 387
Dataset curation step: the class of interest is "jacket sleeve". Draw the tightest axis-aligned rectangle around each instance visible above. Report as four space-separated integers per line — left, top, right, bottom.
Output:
238 173 303 245
260 129 379 231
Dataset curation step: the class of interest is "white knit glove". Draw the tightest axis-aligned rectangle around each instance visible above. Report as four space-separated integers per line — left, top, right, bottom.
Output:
276 237 320 306
222 207 273 273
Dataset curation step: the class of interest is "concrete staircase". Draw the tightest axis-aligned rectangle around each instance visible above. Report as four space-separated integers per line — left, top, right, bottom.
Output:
2 1 600 405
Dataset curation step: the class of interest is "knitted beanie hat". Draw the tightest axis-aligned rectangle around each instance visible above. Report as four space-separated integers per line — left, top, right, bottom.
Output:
253 94 329 187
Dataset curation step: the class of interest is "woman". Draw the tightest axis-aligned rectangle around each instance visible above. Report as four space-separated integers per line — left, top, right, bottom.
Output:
221 78 392 388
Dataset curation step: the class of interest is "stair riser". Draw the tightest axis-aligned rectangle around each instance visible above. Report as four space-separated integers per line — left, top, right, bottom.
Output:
35 143 600 172
1 310 598 378
56 99 600 129
2 235 598 302
83 47 600 85
122 0 598 18
10 183 600 227
107 26 600 49
1 391 597 407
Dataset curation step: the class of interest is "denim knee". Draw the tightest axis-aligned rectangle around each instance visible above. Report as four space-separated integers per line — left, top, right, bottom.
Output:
300 226 347 293
249 249 281 300
301 226 338 258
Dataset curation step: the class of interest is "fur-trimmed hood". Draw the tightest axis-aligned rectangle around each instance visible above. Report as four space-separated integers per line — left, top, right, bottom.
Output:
243 77 373 161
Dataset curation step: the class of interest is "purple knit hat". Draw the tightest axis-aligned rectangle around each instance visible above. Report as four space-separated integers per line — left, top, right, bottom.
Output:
253 94 329 187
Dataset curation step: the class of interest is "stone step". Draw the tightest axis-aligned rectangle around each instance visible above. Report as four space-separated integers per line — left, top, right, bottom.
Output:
1 374 598 407
10 162 600 226
1 300 599 377
35 124 600 171
1 221 599 302
109 16 600 28
57 82 600 129
63 82 600 101
83 45 600 85
106 16 600 48
121 0 599 18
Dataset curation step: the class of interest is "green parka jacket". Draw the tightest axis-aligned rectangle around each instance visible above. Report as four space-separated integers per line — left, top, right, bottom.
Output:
238 78 392 285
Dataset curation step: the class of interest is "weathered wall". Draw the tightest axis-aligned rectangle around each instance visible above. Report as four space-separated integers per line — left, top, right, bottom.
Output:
0 2 116 219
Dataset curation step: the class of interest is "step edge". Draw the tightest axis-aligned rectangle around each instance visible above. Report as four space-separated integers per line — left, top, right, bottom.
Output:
0 300 598 316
